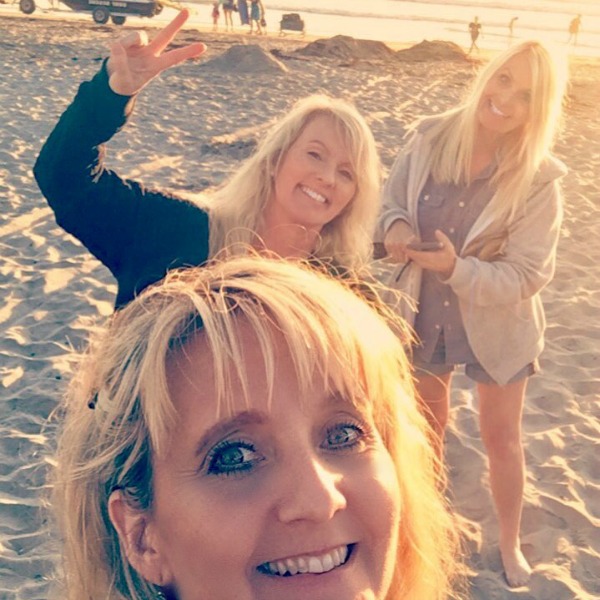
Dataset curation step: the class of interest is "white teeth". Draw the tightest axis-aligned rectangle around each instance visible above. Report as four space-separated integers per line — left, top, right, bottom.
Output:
490 101 507 117
297 557 308 573
259 545 350 576
285 558 298 575
308 556 325 573
301 185 327 204
322 553 334 571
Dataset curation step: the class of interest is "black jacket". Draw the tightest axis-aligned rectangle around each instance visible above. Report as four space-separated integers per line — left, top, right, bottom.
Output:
33 63 210 309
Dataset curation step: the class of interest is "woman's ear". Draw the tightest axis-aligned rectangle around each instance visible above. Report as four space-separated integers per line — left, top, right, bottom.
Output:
108 490 172 588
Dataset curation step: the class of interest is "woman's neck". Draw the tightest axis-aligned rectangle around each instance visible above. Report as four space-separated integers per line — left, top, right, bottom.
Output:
256 223 320 259
471 128 501 179
257 199 322 258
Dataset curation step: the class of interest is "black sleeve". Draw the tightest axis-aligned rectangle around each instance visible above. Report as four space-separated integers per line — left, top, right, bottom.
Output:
33 60 143 277
33 62 211 307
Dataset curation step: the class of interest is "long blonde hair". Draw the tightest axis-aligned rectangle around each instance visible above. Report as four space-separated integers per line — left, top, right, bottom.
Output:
51 257 462 600
423 40 567 222
203 95 381 269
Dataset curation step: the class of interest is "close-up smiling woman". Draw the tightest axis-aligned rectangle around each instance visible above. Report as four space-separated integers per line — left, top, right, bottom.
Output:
50 257 463 600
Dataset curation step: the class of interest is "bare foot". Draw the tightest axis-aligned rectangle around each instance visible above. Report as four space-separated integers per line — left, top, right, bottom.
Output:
501 545 532 588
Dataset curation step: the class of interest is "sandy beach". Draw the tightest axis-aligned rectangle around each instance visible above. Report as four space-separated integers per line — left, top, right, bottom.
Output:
0 11 599 600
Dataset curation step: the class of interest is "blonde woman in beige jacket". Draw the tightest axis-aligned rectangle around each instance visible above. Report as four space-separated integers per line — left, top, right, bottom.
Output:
376 40 568 587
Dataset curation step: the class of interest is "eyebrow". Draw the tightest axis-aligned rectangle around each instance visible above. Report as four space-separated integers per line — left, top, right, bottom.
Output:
193 393 366 457
194 410 267 458
306 140 354 167
499 67 531 90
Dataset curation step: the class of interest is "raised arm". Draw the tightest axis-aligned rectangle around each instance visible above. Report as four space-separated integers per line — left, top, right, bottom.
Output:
33 11 207 282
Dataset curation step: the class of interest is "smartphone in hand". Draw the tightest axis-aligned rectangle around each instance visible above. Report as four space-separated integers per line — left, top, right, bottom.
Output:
406 241 444 252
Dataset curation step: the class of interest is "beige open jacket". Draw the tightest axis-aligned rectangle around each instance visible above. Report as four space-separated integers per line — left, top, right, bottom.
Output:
375 122 567 384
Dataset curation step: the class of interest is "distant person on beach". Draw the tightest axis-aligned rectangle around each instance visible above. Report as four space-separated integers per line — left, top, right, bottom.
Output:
222 0 235 31
567 14 581 46
468 16 482 54
249 0 265 35
50 256 462 600
237 0 249 26
34 10 382 311
376 40 568 587
508 16 518 42
211 2 219 31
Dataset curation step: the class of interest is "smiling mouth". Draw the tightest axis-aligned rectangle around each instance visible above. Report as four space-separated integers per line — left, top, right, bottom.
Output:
489 100 508 118
257 544 353 577
300 185 328 204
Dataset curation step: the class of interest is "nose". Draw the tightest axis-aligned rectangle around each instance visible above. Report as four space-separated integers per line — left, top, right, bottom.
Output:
275 453 347 524
317 161 336 187
496 86 515 108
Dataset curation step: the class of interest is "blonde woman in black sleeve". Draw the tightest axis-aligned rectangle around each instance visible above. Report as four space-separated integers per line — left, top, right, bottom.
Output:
34 10 380 310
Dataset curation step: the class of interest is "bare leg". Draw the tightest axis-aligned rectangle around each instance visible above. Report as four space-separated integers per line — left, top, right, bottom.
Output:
414 371 452 461
478 378 531 587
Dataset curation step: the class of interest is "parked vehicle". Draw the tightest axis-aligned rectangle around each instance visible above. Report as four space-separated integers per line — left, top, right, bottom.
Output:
17 0 164 25
279 12 305 36
19 0 37 14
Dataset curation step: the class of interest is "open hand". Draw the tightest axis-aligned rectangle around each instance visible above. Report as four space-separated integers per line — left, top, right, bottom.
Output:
107 9 206 96
405 230 457 278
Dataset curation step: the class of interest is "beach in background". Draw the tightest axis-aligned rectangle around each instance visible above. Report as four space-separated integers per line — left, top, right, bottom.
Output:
1 0 600 56
0 7 599 600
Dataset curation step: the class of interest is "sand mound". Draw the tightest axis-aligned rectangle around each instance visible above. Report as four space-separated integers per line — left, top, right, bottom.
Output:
296 35 394 61
396 40 468 62
202 44 288 74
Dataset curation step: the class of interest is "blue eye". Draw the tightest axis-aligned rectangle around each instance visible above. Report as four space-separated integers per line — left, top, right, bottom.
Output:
207 440 264 476
308 150 322 160
339 169 354 182
324 422 364 451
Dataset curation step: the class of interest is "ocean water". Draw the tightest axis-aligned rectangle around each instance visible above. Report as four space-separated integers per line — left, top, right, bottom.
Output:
215 0 600 56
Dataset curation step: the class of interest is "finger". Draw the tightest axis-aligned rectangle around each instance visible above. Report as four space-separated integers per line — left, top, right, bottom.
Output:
107 41 127 79
383 240 398 257
157 42 207 70
389 247 407 263
150 8 191 55
119 30 148 50
108 42 137 95
434 229 451 247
